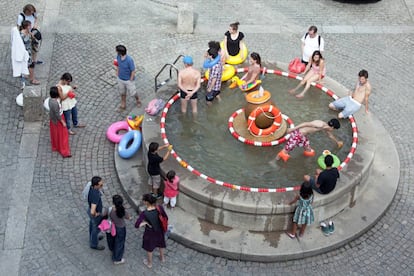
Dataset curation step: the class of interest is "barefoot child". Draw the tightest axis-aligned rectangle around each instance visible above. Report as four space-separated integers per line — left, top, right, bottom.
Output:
286 182 314 238
163 170 180 209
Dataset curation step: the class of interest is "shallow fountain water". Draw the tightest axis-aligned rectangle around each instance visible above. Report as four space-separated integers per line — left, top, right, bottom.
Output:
164 70 352 188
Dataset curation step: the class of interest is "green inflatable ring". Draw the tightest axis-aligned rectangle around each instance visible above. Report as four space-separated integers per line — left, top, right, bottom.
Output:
317 154 341 169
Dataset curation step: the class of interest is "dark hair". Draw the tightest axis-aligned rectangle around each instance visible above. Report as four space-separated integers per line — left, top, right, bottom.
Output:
208 41 220 51
308 25 318 33
250 52 261 67
142 193 157 205
148 142 159 153
358 69 368 79
208 47 218 59
49 86 59 98
300 181 313 199
311 50 323 66
60 73 73 82
116 45 127 56
19 20 31 31
324 155 334 167
23 4 36 14
113 195 125 218
230 21 240 31
91 176 102 187
328 118 340 129
166 170 176 182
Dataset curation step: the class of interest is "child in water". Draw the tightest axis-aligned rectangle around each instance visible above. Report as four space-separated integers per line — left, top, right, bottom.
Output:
286 181 314 238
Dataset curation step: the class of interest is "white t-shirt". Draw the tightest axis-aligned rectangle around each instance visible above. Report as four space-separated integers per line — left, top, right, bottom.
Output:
301 34 324 62
17 13 36 29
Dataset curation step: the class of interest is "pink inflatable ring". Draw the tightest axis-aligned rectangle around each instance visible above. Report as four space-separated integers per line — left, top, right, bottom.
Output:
106 121 130 143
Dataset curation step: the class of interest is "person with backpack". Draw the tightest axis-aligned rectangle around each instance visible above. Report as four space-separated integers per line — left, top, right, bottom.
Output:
301 25 324 65
16 4 43 65
135 193 168 269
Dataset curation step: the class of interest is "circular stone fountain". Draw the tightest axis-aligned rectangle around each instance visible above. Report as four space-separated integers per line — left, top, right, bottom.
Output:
116 63 399 261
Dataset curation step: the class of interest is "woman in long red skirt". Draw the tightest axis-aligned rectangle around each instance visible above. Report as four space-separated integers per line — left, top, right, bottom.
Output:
48 86 71 158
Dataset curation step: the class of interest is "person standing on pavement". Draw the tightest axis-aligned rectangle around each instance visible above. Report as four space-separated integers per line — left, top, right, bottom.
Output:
88 176 105 250
163 170 180 209
19 20 40 86
16 4 43 65
285 181 314 239
115 45 141 110
57 73 86 135
48 86 71 158
147 142 172 198
135 193 168 269
106 195 131 265
301 25 324 65
177 56 201 115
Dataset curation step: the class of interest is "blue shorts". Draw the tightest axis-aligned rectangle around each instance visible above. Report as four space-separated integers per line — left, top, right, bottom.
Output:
331 96 361 118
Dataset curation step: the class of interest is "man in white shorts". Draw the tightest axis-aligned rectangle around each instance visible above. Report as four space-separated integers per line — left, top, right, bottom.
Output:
329 70 371 119
115 45 141 110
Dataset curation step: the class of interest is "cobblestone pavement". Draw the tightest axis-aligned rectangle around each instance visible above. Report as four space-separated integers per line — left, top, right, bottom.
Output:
1 0 414 275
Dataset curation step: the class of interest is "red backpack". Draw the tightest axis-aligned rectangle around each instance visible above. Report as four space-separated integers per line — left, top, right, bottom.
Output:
156 205 168 233
288 57 306 74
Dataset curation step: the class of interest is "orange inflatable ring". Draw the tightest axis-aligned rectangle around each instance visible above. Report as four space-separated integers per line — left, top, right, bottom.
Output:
247 105 283 136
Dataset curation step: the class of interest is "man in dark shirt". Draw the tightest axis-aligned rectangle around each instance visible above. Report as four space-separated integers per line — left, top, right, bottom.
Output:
305 155 339 194
88 176 104 250
147 142 172 198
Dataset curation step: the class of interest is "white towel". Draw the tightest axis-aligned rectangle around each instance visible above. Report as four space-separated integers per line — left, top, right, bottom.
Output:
11 26 29 77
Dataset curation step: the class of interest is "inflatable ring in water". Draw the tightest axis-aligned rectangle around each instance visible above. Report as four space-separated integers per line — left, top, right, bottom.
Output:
204 64 236 82
247 105 283 137
106 121 130 143
229 76 262 92
127 114 144 130
317 152 341 169
220 41 248 65
118 130 142 159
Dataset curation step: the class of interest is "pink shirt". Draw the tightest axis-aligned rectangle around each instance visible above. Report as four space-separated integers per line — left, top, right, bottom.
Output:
164 176 179 198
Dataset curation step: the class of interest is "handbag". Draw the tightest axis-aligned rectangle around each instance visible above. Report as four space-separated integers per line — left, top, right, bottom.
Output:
288 57 306 74
98 207 116 236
